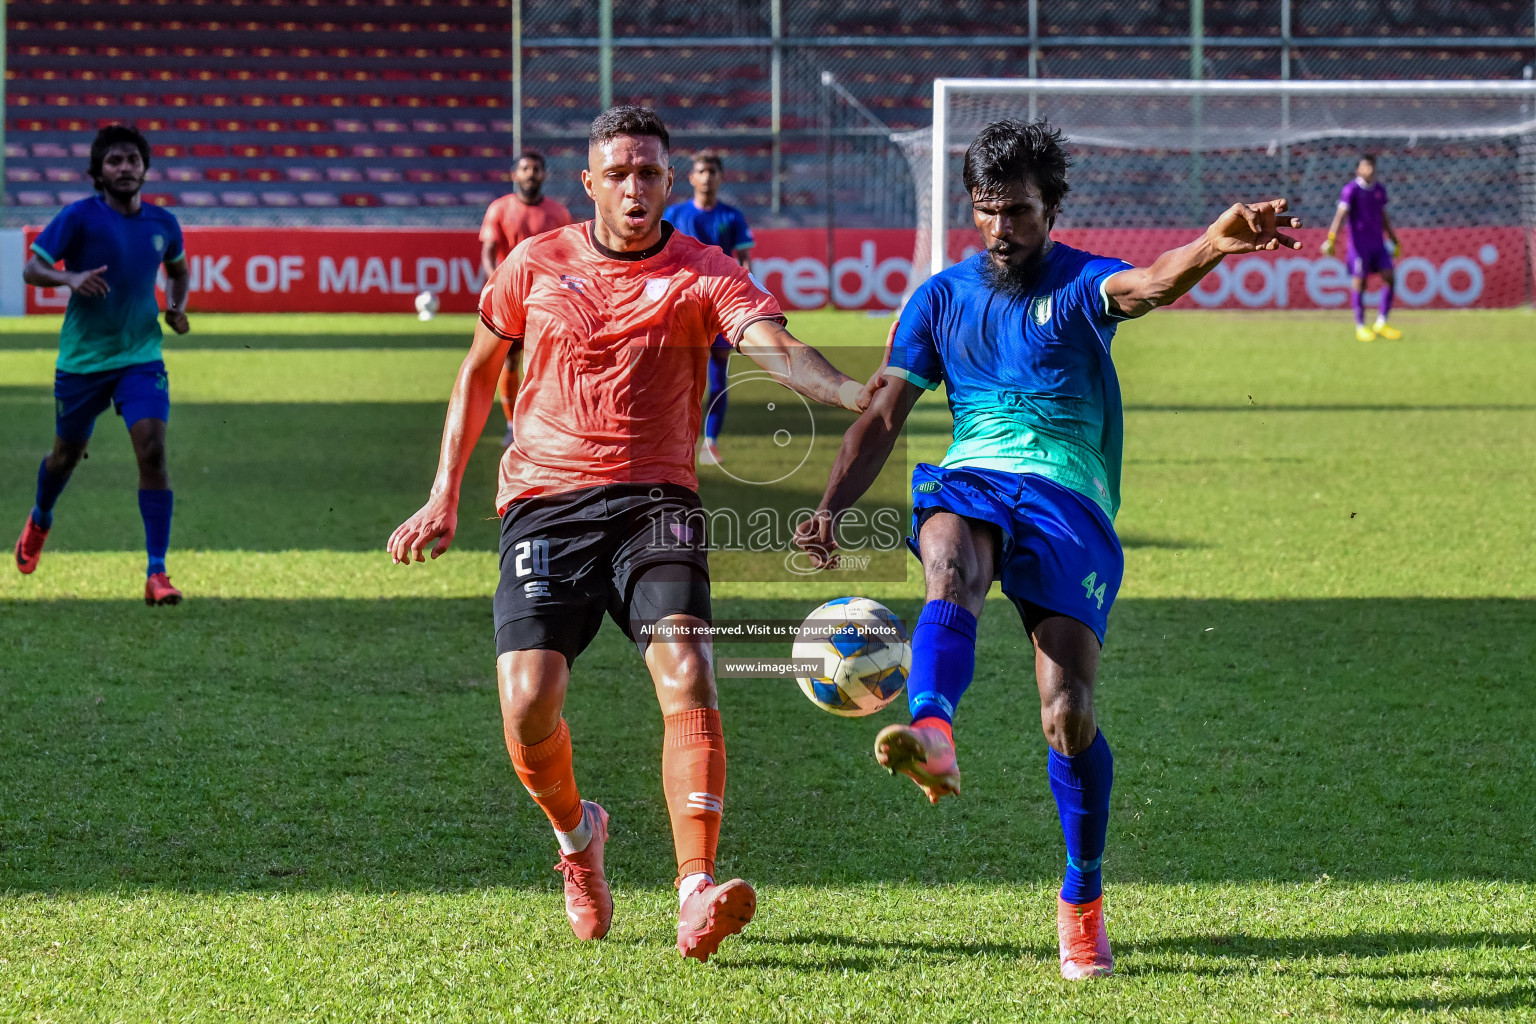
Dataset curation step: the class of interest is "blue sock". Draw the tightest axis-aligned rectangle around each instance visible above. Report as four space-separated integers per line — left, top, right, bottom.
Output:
138 488 173 577
1048 730 1113 904
904 599 978 724
32 458 70 530
703 348 729 440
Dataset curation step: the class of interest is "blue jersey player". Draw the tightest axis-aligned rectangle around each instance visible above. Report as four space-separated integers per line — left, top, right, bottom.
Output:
15 124 191 605
795 120 1302 979
663 150 754 467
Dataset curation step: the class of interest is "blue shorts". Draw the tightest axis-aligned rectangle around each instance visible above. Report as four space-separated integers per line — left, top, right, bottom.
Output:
54 359 170 443
908 464 1123 643
1349 247 1394 278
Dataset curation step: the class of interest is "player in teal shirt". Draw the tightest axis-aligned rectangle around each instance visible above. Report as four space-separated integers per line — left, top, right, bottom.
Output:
14 125 191 605
797 120 1301 979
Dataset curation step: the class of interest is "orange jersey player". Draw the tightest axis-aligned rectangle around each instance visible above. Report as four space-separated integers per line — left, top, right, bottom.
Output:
390 106 885 961
479 150 573 447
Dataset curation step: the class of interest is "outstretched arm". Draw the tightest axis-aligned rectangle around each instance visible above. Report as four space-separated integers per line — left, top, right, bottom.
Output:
1105 198 1302 319
793 373 922 568
736 318 886 412
387 320 511 563
24 254 110 296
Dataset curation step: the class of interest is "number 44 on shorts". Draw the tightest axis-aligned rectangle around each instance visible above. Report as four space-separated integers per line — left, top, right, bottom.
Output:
1081 571 1107 610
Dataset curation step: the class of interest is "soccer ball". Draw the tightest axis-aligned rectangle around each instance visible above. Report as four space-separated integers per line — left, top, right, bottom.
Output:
414 290 440 321
793 597 910 717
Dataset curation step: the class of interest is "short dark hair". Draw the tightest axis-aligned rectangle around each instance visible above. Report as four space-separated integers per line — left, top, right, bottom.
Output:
516 149 546 168
589 105 670 152
1359 153 1377 165
691 150 723 172
961 118 1071 211
89 124 151 189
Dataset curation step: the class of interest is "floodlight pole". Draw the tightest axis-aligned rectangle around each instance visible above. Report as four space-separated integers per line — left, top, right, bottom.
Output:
1280 0 1292 187
822 71 835 305
771 0 783 215
511 0 522 158
598 0 613 111
1190 0 1206 226
1027 0 1039 121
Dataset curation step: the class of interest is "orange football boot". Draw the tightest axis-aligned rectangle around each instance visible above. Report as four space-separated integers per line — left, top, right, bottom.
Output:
14 515 48 574
677 878 756 962
145 572 183 606
874 722 961 803
552 801 612 940
1057 895 1114 979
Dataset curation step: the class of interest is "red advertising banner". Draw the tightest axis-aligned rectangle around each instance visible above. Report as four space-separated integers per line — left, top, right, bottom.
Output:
24 224 1533 314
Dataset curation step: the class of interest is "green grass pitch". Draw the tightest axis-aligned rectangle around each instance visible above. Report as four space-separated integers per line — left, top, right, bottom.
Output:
1 308 1533 1022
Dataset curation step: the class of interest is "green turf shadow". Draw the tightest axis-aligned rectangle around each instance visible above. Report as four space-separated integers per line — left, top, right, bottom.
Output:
1 595 1530 896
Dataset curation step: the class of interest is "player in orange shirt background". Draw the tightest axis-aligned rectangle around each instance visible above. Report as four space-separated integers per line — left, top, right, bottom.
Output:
391 106 884 961
479 150 573 446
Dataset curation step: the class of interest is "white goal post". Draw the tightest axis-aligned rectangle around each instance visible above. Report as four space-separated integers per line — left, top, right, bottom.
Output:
902 78 1536 293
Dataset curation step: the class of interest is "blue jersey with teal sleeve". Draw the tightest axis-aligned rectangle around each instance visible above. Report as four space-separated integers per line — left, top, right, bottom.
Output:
888 244 1133 519
662 199 754 256
31 195 185 375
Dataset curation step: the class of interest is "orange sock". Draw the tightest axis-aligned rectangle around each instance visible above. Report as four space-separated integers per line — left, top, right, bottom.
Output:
507 718 584 833
497 364 518 424
662 707 726 881
913 716 954 747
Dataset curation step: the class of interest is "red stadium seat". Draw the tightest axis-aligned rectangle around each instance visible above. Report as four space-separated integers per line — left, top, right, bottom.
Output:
311 144 345 158
192 144 226 157
244 169 282 182
272 144 304 158
406 169 441 183
205 168 241 183
340 193 380 207
142 193 177 206
232 144 265 158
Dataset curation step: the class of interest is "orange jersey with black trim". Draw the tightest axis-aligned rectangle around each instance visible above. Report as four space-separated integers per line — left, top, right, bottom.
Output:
479 222 785 510
479 194 573 266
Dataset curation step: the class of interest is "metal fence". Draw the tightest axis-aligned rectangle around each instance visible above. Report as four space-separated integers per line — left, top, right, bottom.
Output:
511 0 1536 229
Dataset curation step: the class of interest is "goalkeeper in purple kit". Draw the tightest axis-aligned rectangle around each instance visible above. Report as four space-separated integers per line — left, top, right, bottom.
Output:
1321 154 1403 342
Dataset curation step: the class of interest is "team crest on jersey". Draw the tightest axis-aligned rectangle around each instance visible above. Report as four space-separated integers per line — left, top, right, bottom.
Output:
560 275 586 293
152 234 166 253
644 277 671 303
1031 295 1052 326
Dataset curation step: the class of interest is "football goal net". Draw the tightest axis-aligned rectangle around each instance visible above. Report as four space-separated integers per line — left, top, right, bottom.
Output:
895 79 1536 307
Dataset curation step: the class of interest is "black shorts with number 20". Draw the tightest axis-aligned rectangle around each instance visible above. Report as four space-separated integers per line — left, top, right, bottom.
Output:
493 483 713 664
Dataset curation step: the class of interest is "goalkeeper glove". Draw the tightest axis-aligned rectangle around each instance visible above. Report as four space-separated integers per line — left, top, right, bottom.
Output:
1321 233 1336 257
1392 239 1402 259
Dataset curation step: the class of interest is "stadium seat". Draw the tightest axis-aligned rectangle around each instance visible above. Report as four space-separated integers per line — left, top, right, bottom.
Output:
285 168 323 182
244 169 283 183
7 168 42 182
406 169 441 183
380 192 418 207
326 167 364 182
302 191 340 207
367 168 404 182
353 144 387 158
45 168 83 183
421 192 459 206
261 192 301 207
15 190 54 206
340 193 380 207
220 191 260 207
192 144 226 157
179 191 218 207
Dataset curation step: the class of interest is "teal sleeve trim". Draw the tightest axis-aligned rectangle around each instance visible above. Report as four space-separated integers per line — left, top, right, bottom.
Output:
29 242 56 264
884 366 939 391
164 251 187 264
733 240 756 250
